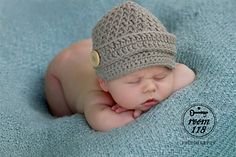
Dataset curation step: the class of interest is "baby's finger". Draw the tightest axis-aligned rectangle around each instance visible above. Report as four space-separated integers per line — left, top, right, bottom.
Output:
115 107 127 113
133 110 142 118
111 105 119 111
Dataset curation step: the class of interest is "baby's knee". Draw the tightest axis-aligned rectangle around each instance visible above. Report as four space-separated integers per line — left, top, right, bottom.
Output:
47 50 73 77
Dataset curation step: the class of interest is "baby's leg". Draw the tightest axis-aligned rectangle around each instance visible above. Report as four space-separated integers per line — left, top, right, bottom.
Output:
45 72 73 117
45 39 93 116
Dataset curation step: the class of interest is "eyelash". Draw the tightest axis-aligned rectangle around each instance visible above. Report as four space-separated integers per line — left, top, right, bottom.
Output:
127 79 141 84
154 75 166 81
127 75 166 84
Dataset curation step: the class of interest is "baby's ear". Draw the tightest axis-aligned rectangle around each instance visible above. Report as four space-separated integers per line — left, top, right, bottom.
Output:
98 78 109 92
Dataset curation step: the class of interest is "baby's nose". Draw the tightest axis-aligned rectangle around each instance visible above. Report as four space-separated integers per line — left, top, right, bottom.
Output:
142 80 157 93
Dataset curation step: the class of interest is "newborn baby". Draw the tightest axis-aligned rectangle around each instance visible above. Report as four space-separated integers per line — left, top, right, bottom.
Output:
45 2 195 131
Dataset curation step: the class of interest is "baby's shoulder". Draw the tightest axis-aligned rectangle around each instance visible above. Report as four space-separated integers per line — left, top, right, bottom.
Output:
173 63 196 91
85 90 115 107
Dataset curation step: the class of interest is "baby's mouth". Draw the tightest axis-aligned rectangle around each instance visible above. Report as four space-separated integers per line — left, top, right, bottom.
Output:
142 98 159 107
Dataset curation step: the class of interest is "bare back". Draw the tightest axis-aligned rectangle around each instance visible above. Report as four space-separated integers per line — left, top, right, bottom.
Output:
45 39 109 114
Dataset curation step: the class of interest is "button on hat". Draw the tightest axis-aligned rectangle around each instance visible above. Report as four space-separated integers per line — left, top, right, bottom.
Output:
90 50 100 67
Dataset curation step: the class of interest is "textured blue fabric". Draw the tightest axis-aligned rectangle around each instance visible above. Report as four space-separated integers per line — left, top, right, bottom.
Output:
0 0 235 156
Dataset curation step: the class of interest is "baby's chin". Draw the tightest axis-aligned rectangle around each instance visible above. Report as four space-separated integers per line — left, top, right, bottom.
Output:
115 97 161 111
140 105 156 111
132 104 156 112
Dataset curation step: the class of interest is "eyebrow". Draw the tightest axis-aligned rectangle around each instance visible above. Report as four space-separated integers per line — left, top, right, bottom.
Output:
123 75 141 81
127 74 140 78
126 71 168 80
154 72 168 76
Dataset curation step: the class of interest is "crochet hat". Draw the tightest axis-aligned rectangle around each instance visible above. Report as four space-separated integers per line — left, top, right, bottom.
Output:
91 1 176 81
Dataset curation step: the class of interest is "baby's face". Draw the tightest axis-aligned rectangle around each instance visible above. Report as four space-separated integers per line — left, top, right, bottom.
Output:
101 66 174 111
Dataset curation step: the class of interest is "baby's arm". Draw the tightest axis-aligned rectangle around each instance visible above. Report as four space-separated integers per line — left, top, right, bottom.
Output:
83 90 135 131
173 63 196 91
111 104 142 118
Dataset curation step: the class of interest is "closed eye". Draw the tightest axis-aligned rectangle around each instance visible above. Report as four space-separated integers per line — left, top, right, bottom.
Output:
153 75 166 81
126 78 141 84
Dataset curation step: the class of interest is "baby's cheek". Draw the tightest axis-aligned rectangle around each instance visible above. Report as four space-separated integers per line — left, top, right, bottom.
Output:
157 82 172 99
126 93 141 108
119 93 138 109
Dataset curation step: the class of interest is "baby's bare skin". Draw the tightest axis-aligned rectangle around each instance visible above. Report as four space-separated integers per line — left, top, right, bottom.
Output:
45 39 195 131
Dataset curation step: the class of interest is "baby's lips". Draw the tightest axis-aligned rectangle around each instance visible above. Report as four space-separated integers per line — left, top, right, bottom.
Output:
143 99 159 107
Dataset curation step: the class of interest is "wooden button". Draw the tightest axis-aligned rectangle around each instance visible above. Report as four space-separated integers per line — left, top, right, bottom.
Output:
90 50 100 67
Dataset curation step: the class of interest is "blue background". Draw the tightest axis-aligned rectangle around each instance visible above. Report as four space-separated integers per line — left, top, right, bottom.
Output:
0 0 235 156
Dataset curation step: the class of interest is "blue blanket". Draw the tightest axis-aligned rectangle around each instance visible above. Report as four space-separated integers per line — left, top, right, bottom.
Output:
0 0 235 156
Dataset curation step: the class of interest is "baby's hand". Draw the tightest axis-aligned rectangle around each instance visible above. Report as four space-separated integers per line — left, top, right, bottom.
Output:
133 109 142 118
111 104 143 119
111 104 129 113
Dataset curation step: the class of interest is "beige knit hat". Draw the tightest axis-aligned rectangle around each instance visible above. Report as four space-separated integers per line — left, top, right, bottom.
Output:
91 1 176 81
